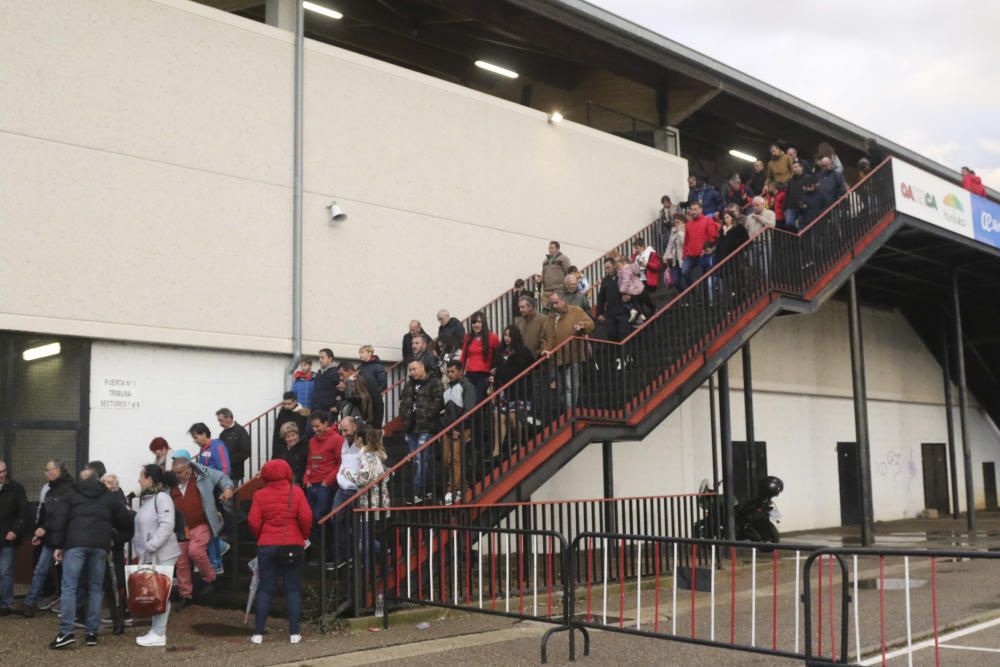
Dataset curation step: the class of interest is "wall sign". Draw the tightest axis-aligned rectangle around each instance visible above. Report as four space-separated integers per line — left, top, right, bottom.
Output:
97 377 140 409
891 158 974 238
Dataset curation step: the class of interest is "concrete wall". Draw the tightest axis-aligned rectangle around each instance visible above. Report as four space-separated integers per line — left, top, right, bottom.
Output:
0 0 688 362
88 340 286 496
533 301 1000 532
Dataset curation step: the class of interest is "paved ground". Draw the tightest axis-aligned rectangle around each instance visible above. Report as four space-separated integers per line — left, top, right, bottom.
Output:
6 514 1000 666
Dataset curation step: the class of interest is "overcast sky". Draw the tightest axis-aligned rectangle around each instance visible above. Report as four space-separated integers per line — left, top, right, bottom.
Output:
588 0 1000 188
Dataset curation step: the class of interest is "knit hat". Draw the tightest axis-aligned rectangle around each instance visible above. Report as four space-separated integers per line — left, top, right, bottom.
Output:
149 436 169 453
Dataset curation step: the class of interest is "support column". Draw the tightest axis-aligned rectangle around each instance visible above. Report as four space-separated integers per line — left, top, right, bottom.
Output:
742 343 757 497
847 277 876 545
602 441 616 533
941 319 960 519
709 374 719 490
718 364 736 541
953 272 976 531
265 0 297 30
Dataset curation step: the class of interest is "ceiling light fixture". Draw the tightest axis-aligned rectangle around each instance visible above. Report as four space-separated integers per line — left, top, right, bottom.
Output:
22 342 61 362
548 111 564 124
303 1 343 20
728 149 757 163
474 60 518 79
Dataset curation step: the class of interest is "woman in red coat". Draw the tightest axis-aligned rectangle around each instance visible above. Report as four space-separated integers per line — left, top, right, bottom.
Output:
248 459 312 645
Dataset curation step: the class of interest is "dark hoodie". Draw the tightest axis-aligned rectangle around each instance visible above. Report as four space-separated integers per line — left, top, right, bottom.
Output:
358 356 388 427
49 476 132 551
37 471 74 548
437 317 466 353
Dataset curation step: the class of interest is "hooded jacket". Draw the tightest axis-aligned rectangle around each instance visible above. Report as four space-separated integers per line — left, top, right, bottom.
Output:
248 459 312 547
963 173 987 196
438 318 466 353
35 472 74 548
541 252 573 293
133 488 182 564
400 373 445 434
303 426 344 487
49 476 133 551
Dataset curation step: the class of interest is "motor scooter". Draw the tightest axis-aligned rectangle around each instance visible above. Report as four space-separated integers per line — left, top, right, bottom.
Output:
694 475 783 543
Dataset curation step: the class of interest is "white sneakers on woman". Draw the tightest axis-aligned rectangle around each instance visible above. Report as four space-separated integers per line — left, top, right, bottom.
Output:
251 633 302 644
135 632 166 647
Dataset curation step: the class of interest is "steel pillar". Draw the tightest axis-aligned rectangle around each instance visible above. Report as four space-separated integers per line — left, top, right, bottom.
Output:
718 364 736 541
847 277 876 546
941 319 960 519
709 374 719 489
602 441 616 533
742 343 757 497
953 272 976 531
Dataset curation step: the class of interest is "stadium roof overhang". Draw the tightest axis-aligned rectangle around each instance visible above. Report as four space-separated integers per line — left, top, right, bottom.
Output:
199 0 983 194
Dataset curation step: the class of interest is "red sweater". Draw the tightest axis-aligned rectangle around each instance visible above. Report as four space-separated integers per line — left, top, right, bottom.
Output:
683 215 721 258
462 332 500 373
248 460 312 547
303 427 343 487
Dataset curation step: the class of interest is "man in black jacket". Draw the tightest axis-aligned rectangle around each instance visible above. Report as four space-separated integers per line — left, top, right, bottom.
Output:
595 257 629 343
784 160 810 231
216 407 250 483
0 460 28 615
18 460 73 616
358 345 387 427
436 310 466 353
312 348 342 414
48 475 133 649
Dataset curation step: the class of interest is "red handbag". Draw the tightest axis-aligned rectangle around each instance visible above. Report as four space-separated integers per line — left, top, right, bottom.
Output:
127 565 171 616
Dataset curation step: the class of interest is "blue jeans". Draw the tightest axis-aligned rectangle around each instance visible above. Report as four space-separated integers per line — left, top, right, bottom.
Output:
24 545 55 606
306 484 333 557
254 545 303 635
208 536 222 571
405 433 431 498
59 547 107 635
333 488 357 564
785 207 801 231
680 255 712 290
0 545 15 608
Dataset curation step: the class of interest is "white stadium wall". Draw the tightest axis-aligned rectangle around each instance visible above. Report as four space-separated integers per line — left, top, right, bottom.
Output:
0 0 689 362
532 300 1000 532
88 340 286 496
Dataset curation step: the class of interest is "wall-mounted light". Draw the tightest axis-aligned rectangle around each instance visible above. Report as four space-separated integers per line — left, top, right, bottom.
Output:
326 201 347 223
303 1 342 20
548 111 564 124
728 149 757 162
22 342 61 362
474 60 518 79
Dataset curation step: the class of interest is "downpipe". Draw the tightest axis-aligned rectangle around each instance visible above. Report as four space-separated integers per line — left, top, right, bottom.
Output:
284 0 305 387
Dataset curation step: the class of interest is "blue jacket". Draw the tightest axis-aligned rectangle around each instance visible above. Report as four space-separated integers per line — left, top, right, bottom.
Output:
687 184 723 216
195 438 231 476
816 169 846 204
185 462 234 537
292 377 315 409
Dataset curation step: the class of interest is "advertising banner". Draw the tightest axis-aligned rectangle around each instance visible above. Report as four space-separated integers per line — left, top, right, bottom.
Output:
891 158 973 238
971 194 1000 252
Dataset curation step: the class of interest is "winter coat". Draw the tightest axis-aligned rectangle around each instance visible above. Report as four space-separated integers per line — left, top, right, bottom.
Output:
0 478 28 545
597 273 627 319
665 227 685 266
443 375 478 423
133 489 182 564
682 215 721 259
541 252 573 293
303 427 344 487
786 174 810 212
399 374 445 434
766 189 787 223
291 376 314 409
561 290 592 314
438 318 466 353
722 183 751 211
766 153 794 184
461 332 500 374
492 344 535 388
49 476 133 551
272 405 308 460
341 450 390 514
745 209 776 236
173 462 234 537
631 247 663 288
686 184 723 216
801 189 827 227
312 366 341 413
248 460 311 547
816 169 847 204
219 424 251 481
195 438 231 476
35 472 74 548
359 358 388 395
516 313 545 357
281 438 309 486
618 264 644 296
541 305 595 366
963 173 987 196
715 224 750 263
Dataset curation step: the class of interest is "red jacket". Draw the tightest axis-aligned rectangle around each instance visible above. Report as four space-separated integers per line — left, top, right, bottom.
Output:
683 215 721 259
963 173 986 196
248 459 312 547
766 190 787 222
461 332 500 373
303 427 343 487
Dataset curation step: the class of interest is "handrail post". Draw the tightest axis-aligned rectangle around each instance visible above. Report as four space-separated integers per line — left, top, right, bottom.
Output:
718 363 736 541
953 271 976 531
848 276 876 546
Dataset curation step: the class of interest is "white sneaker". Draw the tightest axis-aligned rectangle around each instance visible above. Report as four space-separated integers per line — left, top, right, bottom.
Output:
136 632 166 647
250 634 263 644
290 634 302 644
444 492 453 506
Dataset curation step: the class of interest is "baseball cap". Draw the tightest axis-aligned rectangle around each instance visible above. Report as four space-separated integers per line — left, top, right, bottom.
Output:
172 449 193 462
